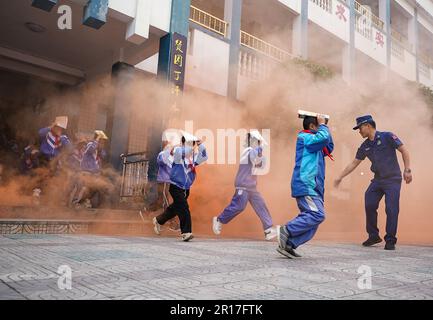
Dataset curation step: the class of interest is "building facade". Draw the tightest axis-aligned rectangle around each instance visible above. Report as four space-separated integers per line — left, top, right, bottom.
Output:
1 0 433 173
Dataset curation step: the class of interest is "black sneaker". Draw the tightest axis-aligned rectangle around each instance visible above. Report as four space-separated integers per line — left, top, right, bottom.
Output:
277 225 289 249
362 236 382 247
276 244 302 258
384 242 396 250
276 247 293 259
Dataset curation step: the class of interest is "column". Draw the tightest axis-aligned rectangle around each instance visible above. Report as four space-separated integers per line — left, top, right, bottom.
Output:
379 0 391 69
225 0 243 99
151 0 191 181
408 8 419 82
108 62 135 170
292 0 309 59
343 0 356 84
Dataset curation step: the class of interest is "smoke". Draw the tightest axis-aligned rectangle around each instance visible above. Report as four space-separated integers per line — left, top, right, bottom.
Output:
0 35 432 244
178 53 433 245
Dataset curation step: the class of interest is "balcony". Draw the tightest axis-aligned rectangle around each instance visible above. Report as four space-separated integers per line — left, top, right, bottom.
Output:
354 0 384 31
189 5 228 37
310 0 333 13
240 31 292 62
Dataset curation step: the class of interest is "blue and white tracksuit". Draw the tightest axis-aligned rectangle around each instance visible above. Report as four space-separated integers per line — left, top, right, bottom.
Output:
156 143 208 234
169 143 208 190
38 127 70 161
284 124 334 249
80 140 106 174
218 146 273 231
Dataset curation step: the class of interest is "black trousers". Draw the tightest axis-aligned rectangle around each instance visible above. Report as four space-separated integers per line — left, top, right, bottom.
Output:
156 184 191 234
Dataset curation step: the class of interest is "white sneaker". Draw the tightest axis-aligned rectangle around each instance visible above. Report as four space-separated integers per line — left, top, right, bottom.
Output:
264 227 277 241
152 217 161 235
181 233 194 242
212 216 222 235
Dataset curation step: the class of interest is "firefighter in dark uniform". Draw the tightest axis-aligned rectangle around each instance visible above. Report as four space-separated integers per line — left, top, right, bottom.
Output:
334 115 412 250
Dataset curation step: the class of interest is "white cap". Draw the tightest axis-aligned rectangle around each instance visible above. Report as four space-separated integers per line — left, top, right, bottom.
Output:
54 116 68 129
181 131 199 143
249 130 268 146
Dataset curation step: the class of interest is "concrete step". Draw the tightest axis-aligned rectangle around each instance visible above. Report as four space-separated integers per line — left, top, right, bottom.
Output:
0 218 153 236
0 205 147 221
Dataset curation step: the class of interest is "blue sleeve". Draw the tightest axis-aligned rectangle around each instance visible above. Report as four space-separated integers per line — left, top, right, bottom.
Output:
304 125 330 153
84 141 98 155
38 127 50 138
194 144 208 166
386 132 403 149
61 135 72 152
157 152 163 165
356 144 366 160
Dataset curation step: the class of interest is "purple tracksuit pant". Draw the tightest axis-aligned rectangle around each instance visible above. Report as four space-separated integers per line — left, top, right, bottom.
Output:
217 188 273 230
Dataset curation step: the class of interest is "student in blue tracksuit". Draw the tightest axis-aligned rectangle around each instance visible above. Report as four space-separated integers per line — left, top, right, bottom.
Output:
334 115 412 251
75 131 108 208
38 116 71 163
277 115 334 258
212 130 276 240
153 132 208 241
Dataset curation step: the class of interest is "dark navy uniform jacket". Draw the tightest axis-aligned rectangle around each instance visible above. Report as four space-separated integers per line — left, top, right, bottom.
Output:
356 131 403 181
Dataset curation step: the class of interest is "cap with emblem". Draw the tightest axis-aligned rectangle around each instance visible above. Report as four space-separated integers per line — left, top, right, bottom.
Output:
353 115 374 130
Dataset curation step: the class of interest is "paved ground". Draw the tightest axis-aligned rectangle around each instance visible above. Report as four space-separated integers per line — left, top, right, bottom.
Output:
0 234 433 300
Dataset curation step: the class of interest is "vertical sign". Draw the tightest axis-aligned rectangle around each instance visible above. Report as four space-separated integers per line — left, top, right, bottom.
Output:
170 32 187 96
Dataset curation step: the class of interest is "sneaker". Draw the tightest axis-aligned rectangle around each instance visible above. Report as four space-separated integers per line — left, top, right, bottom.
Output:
152 217 161 235
276 246 293 259
384 242 396 250
277 225 289 249
264 227 277 241
212 217 222 235
276 245 302 259
181 233 194 242
362 236 382 247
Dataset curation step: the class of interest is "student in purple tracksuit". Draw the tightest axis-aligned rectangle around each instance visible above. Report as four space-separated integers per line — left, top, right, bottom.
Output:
212 130 277 240
74 131 108 208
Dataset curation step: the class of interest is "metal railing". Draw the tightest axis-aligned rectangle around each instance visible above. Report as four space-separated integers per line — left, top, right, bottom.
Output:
120 152 149 198
354 1 384 31
310 0 333 13
391 40 405 62
189 5 228 37
240 31 292 62
391 29 412 52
